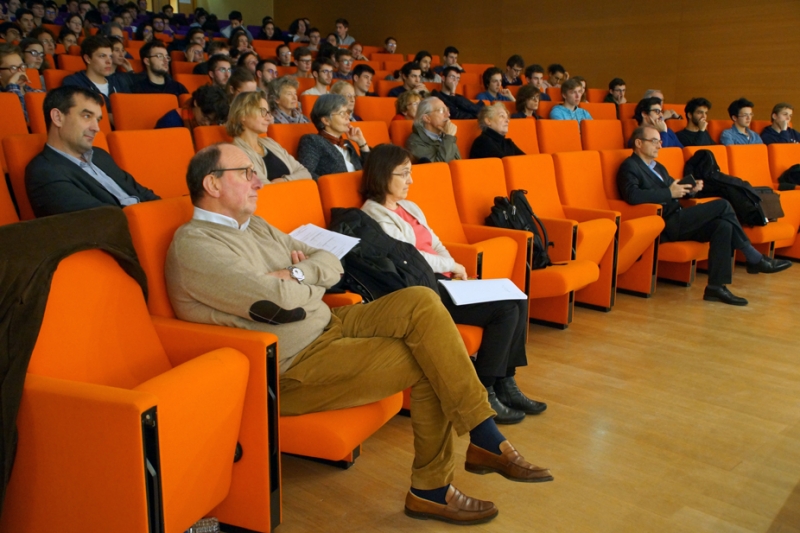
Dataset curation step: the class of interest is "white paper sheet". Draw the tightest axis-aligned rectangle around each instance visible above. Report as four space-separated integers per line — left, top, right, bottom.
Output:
438 278 528 306
289 224 359 259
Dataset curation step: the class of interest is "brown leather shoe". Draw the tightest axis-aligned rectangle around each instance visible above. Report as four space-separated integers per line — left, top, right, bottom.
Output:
465 440 554 483
404 485 499 525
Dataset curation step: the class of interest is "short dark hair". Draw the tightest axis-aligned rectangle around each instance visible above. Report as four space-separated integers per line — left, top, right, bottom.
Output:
316 41 338 61
443 46 458 56
191 84 229 125
608 77 625 91
685 97 712 116
524 64 544 79
43 85 104 130
237 50 257 67
186 144 223 203
482 67 503 89
772 102 793 118
228 10 242 21
414 50 431 63
308 27 320 36
29 26 56 41
256 58 277 71
400 61 420 78
30 0 45 7
293 46 311 61
139 39 166 61
728 98 754 120
634 97 663 125
359 143 413 204
547 63 565 75
561 78 582 95
506 54 524 69
226 66 255 93
515 84 540 113
16 8 34 19
207 41 229 55
334 48 352 61
84 10 103 26
441 65 461 79
207 53 231 73
80 35 112 60
631 125 659 146
335 18 349 27
312 57 335 74
276 43 290 56
187 27 205 40
353 63 374 77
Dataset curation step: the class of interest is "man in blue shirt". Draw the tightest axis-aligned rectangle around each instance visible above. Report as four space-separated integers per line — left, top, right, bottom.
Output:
550 78 592 124
628 97 683 148
720 98 762 145
761 103 800 145
475 67 514 102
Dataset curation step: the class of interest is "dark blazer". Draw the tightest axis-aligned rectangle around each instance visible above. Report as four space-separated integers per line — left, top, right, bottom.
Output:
296 133 368 180
25 145 160 218
616 154 681 239
469 128 525 159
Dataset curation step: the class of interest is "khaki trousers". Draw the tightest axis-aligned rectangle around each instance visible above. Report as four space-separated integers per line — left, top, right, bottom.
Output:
280 286 495 489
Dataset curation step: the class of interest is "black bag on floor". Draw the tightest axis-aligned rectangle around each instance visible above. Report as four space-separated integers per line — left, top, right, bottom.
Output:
485 189 552 269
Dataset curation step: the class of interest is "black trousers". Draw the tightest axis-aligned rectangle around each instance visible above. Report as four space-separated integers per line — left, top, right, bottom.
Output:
439 290 528 380
662 199 750 286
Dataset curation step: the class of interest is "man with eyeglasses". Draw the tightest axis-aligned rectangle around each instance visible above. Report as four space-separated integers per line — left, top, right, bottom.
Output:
306 27 321 51
26 86 160 218
720 98 763 146
43 2 57 23
432 65 484 119
603 78 626 118
629 97 683 148
333 49 354 81
302 58 334 96
276 44 294 67
0 43 43 121
205 54 232 88
618 125 791 306
406 96 461 163
132 39 188 96
62 36 130 117
255 58 278 93
501 55 524 87
293 46 313 79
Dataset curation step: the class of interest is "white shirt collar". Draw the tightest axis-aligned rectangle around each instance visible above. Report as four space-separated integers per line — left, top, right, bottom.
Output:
193 206 251 231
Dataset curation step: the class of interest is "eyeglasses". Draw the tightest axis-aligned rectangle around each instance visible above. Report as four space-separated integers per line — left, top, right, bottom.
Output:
25 50 44 57
392 169 412 179
319 69 334 75
215 67 232 73
258 107 272 117
263 68 277 76
212 166 256 181
330 110 351 118
648 108 663 115
340 59 352 65
40 39 56 46
148 53 170 61
511 67 522 74
430 107 447 115
643 138 662 145
298 58 312 64
0 64 27 73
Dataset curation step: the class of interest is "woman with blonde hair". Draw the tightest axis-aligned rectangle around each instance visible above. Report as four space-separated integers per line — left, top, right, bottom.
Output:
329 80 361 121
469 103 525 159
393 90 422 121
269 76 310 124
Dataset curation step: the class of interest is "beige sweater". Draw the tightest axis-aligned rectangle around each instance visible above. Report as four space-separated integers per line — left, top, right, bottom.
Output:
165 216 343 372
233 136 313 184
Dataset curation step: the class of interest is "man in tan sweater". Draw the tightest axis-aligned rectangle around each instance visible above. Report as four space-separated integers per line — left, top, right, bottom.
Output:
165 144 553 526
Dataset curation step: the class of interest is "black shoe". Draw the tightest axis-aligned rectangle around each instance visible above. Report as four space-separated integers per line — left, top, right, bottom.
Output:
703 285 748 306
746 256 792 274
486 386 525 424
495 376 547 415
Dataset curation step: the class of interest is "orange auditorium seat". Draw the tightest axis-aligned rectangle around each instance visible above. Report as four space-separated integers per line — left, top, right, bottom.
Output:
506 119 539 155
26 92 111 135
268 123 317 158
24 68 42 90
108 128 193 198
123 58 144 73
355 120 390 148
750 120 771 137
172 60 199 75
297 77 315 94
370 53 404 63
383 60 405 73
276 66 296 76
768 144 800 184
537 120 582 154
193 125 232 150
389 119 413 147
174 73 210 94
537 101 555 119
110 93 179 130
579 103 617 120
461 63 494 74
545 87 562 102
0 93 29 174
354 96 397 127
618 103 637 120
298 93 318 117
375 80 402 97
585 88 608 103
463 85 484 100
621 119 638 146
655 146 685 178
452 119 482 157
581 120 625 151
706 120 730 144
57 53 85 72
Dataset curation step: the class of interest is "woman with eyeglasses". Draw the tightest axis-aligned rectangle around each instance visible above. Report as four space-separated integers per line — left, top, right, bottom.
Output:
268 76 309 124
227 90 311 184
19 37 48 89
134 21 154 42
358 143 545 423
65 14 85 39
29 27 56 56
510 84 542 119
297 93 369 180
329 80 361 121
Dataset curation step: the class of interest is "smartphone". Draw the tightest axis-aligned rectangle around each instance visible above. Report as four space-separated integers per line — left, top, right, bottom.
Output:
678 174 696 187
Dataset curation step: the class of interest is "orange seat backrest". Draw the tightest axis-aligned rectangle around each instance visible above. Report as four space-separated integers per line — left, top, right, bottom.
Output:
506 118 539 155
461 63 494 74
546 87 562 101
28 250 171 388
662 103 687 130
585 88 608 104
581 120 624 151
768 144 800 182
598 149 634 201
451 120 481 157
173 74 210 95
618 103 637 120
0 93 29 173
621 119 639 146
125 58 144 73
405 162 468 243
503 154 567 219
536 101 555 119
552 151 612 211
26 92 111 135
537 120 582 154
297 77 315 95
172 60 199 75
318 171 364 225
683 145 729 173
357 121 391 148
369 53 404 63
383 61 405 73
655 147 685 180
375 80 402 97
25 68 42 90
254 179 325 232
354 97 397 127
0 165 18 225
124 196 194 318
726 144 773 188
107 128 193 198
579 103 617 120
268 123 317 158
750 120 771 137
57 54 85 72
390 119 414 147
110 93 179 130
449 158 510 225
42 69 72 89
193 125 232 151
298 94 318 117
463 85 483 99
707 120 730 144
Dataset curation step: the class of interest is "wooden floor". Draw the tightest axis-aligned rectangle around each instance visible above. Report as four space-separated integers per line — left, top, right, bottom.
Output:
277 265 800 533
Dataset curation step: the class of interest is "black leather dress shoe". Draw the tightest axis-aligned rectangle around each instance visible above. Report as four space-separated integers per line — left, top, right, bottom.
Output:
746 256 793 274
703 285 748 306
495 377 547 415
486 386 525 424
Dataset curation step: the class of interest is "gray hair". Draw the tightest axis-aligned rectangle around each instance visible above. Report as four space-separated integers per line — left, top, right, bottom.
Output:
643 89 663 100
310 93 348 130
267 76 299 110
477 103 508 131
414 96 441 128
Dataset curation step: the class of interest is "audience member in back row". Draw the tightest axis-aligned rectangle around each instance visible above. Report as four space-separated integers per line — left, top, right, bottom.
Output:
269 76 310 124
382 36 398 53
434 46 461 75
228 90 312 183
541 63 568 89
720 98 762 146
406 96 461 163
62 36 128 116
0 43 44 122
330 80 361 121
470 103 525 159
333 48 354 80
297 93 370 179
26 86 160 218
334 18 355 46
302 58 334 95
676 97 715 147
414 50 441 83
352 64 377 97
226 66 257 101
603 77 626 117
393 90 422 121
761 103 800 144
629 97 682 148
432 65 485 119
256 58 278 93
133 40 188 96
155 84 229 130
524 64 551 101
510 84 542 119
193 41 231 75
502 55 524 87
221 10 253 40
294 47 313 78
550 78 592 124
476 67 514 102
388 62 427 98
206 53 232 89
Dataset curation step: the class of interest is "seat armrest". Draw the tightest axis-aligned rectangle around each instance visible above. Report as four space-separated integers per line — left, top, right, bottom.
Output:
562 206 619 223
538 217 577 262
680 196 719 207
323 292 362 308
607 200 663 219
443 242 480 278
462 224 532 292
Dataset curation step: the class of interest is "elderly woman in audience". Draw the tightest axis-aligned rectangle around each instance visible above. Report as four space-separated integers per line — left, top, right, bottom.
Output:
330 80 361 121
393 90 422 121
269 76 309 124
228 90 312 183
297 93 370 179
359 143 545 423
226 66 258 101
469 103 525 159
414 50 441 83
511 84 542 119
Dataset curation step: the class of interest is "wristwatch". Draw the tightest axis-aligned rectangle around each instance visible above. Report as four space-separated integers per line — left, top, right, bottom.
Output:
287 266 305 283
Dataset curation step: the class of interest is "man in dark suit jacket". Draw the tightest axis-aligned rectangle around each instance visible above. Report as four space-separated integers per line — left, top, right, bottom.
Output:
26 86 160 218
617 125 791 306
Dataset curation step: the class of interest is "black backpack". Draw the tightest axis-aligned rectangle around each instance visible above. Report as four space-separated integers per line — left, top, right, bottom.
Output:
778 164 800 191
485 189 552 270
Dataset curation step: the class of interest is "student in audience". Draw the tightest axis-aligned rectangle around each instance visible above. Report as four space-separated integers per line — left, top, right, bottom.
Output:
288 18 309 42
276 43 294 67
325 33 338 47
502 55 524 87
43 2 57 23
676 97 715 147
0 21 21 43
334 17 354 46
393 90 422 121
434 45 461 75
29 26 57 57
62 35 129 116
229 29 253 57
183 42 205 64
0 43 43 121
470 103 524 159
134 20 154 42
226 66 257 101
720 98 763 145
603 77 626 117
221 10 253 40
432 65 484 119
542 63 568 89
206 53 232 88
352 63 377 96
26 86 160 217
296 93 369 179
618 125 791 306
406 96 461 163
302 58 334 96
228 90 312 183
306 27 321 50
193 41 229 75
761 103 800 144
237 50 259 75
330 80 361 121
256 18 283 42
510 84 541 119
316 41 338 62
360 143 544 424
58 26 78 50
414 50 441 83
550 78 591 124
256 58 278 92
19 38 47 88
15 8 34 37
476 67 514 102
151 13 173 38
350 42 367 61
155 83 229 130
132 39 188 96
388 61 426 97
524 64 551 101
64 13 84 38
30 0 45 26
630 97 682 148
293 46 313 78
333 48 354 80
136 0 150 17
269 75 309 124
382 36 397 53
572 75 588 102
120 11 135 37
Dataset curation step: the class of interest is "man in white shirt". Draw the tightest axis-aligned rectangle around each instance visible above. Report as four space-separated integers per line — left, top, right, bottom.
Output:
302 58 334 96
61 35 129 120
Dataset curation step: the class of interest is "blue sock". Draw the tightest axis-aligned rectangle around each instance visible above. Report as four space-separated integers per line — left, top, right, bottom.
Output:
410 485 450 504
742 244 762 264
469 417 505 454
